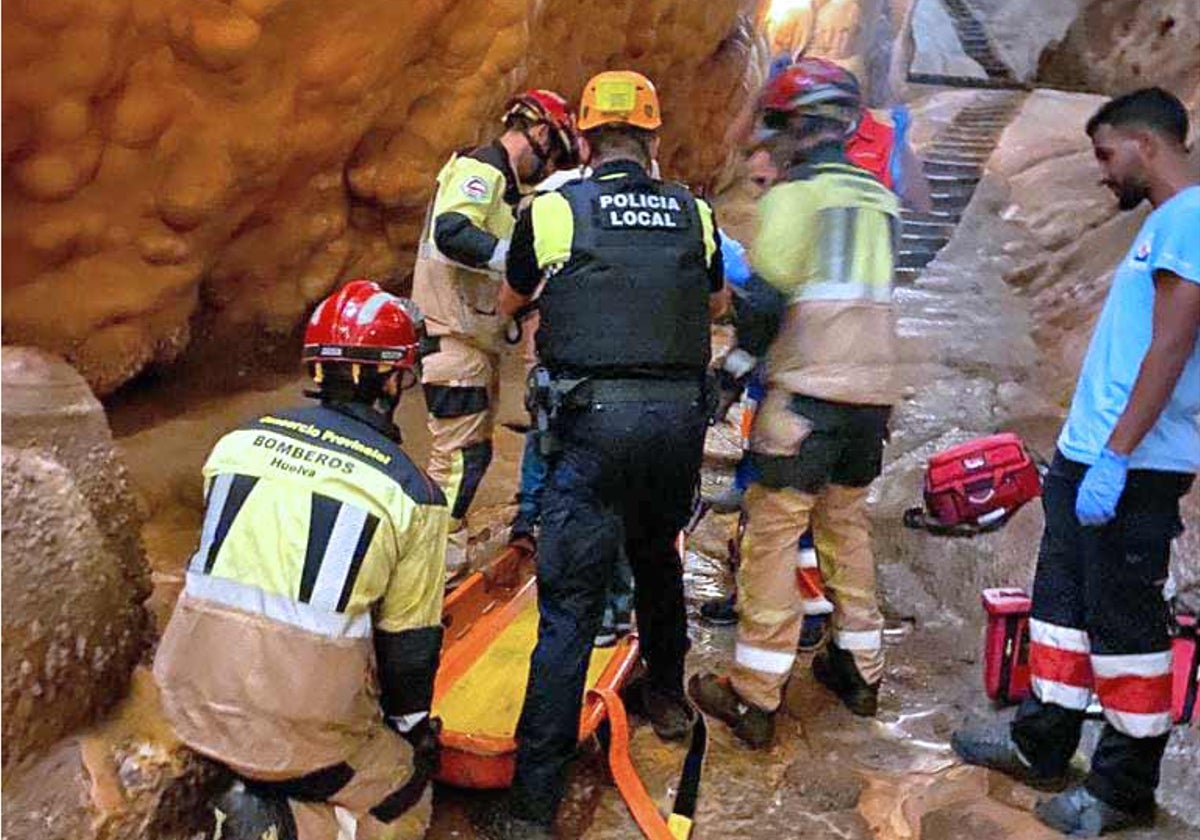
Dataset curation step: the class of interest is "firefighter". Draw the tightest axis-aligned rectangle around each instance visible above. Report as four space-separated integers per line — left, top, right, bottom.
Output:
952 87 1200 837
411 89 579 574
728 55 931 212
154 280 449 840
691 60 900 746
476 70 726 839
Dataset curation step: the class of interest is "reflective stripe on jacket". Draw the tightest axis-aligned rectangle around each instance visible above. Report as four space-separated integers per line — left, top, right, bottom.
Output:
752 144 901 406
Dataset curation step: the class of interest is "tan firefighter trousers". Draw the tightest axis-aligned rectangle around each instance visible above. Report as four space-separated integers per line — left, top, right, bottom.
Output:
732 482 885 711
421 335 500 531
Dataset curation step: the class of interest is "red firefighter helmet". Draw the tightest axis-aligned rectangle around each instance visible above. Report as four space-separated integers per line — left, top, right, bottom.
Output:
303 280 422 375
756 58 863 141
503 89 581 166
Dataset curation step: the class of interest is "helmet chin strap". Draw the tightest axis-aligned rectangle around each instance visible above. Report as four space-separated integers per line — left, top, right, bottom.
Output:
520 126 554 186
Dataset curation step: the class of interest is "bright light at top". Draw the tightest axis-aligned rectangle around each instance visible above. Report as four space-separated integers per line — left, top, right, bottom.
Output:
767 0 813 26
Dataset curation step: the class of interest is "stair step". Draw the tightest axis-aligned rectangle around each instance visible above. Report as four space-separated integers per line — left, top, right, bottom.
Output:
936 132 999 142
900 221 957 238
898 250 939 268
930 142 995 154
906 72 1026 91
895 266 923 284
901 235 951 251
924 159 984 174
925 173 981 186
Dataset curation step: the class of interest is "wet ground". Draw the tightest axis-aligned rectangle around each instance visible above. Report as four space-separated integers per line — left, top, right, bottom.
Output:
421 494 1200 840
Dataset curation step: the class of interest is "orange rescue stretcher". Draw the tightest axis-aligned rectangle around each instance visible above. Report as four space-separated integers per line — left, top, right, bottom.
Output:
432 545 706 839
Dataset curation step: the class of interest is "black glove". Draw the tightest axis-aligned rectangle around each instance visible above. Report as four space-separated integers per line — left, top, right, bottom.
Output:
370 715 442 823
710 348 758 424
392 714 442 779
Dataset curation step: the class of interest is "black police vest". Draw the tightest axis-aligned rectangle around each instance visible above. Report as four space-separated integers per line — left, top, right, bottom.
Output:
536 170 712 378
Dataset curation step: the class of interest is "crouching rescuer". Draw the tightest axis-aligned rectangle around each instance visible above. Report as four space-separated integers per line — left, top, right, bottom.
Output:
154 280 449 840
691 61 900 746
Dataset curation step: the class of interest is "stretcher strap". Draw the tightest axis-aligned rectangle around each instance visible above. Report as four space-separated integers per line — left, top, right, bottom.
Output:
587 687 707 840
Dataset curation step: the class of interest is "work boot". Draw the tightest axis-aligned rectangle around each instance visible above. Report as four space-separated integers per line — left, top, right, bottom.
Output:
811 643 879 717
688 673 774 749
1034 787 1154 837
703 485 746 514
699 592 739 626
639 681 696 742
950 722 1067 791
472 801 554 840
798 614 830 651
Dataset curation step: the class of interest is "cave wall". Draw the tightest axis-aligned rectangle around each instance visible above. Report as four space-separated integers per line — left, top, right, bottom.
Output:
2 0 766 396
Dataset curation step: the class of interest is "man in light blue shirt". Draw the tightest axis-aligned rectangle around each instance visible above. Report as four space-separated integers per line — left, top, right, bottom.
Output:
954 87 1199 837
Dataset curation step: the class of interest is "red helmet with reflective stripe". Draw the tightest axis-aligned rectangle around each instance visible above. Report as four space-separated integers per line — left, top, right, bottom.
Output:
303 279 422 371
756 58 862 141
503 89 581 166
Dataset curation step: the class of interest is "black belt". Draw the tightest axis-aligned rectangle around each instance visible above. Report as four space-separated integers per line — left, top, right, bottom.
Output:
576 378 703 405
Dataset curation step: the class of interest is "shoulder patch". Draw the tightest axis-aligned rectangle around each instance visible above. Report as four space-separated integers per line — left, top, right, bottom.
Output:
461 175 492 203
1133 235 1153 262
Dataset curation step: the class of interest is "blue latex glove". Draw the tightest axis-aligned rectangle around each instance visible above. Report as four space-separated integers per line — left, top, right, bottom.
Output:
1075 447 1129 526
720 233 751 288
768 51 795 81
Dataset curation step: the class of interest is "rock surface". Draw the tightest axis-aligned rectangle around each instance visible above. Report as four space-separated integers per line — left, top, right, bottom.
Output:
1 348 152 770
2 0 766 395
0 667 224 840
909 0 987 79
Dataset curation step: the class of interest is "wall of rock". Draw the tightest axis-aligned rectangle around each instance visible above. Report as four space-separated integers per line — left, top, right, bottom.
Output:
2 0 766 396
962 0 1200 104
1 348 152 770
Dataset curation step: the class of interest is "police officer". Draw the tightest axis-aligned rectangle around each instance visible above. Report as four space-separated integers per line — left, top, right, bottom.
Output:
479 70 726 838
154 280 448 840
411 89 579 574
691 60 901 746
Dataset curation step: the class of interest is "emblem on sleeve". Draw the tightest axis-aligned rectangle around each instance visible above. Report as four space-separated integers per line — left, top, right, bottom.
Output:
461 175 492 203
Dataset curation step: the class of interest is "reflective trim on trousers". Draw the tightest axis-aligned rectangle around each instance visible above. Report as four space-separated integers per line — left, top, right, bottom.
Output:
835 629 882 651
734 643 796 675
1030 618 1089 653
1093 651 1173 721
1032 676 1093 711
1102 709 1174 739
184 572 374 639
796 546 818 570
802 598 835 616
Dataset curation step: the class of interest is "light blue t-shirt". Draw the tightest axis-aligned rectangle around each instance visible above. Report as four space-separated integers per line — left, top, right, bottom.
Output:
1058 185 1200 473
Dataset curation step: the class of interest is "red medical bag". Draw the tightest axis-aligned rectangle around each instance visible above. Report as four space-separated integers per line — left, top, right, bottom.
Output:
922 433 1042 529
1173 614 1199 725
983 588 1033 705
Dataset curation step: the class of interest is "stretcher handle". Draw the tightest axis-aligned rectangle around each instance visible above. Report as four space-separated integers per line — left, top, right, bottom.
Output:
588 687 693 840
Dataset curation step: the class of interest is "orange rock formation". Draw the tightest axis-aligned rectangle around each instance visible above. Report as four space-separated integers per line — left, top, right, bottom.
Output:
3 0 766 395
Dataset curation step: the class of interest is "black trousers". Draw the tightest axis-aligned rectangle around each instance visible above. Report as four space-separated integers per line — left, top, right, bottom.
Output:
509 395 707 825
1011 452 1192 813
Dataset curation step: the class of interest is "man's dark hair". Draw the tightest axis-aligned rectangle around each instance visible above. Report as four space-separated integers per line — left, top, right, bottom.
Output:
584 124 655 166
1086 87 1189 145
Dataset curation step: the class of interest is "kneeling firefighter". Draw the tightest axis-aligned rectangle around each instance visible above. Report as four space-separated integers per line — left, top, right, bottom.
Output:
411 89 580 574
692 61 900 745
154 280 449 840
477 70 727 839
